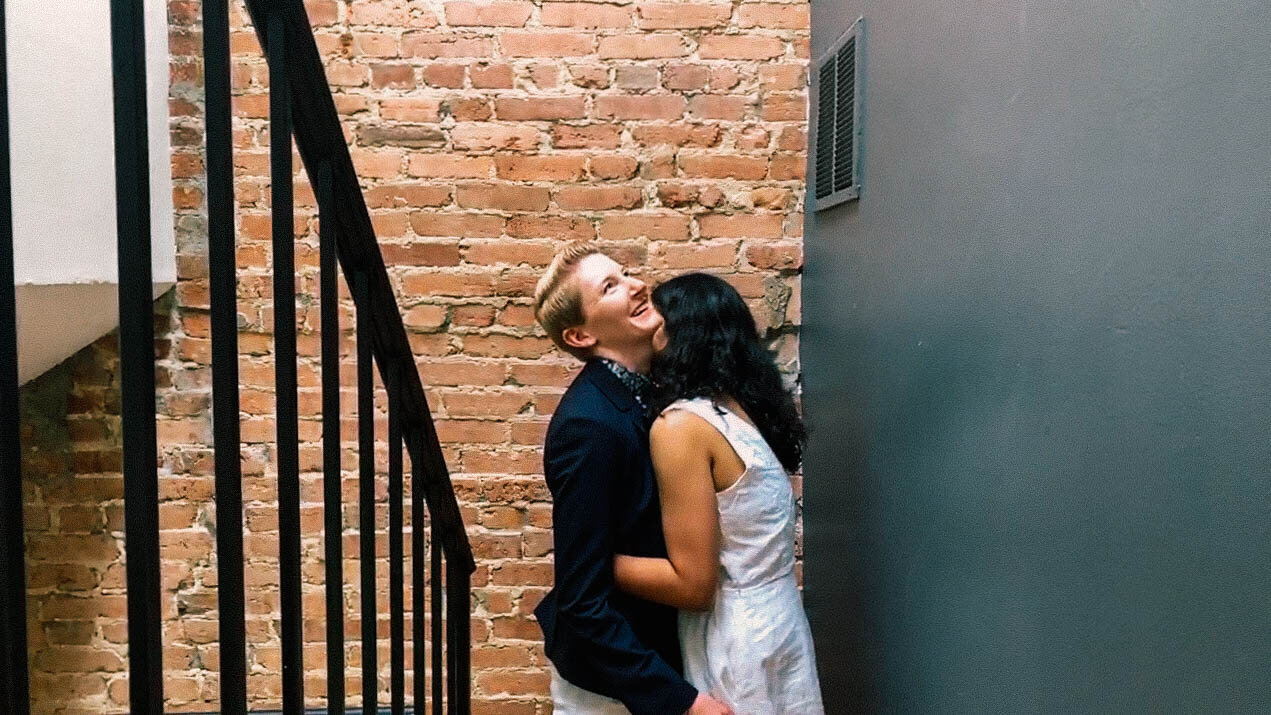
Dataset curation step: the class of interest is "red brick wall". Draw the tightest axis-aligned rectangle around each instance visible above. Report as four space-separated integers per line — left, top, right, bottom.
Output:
20 0 807 710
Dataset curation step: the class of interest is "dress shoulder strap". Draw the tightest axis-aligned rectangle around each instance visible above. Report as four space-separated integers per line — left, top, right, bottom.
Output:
661 397 760 470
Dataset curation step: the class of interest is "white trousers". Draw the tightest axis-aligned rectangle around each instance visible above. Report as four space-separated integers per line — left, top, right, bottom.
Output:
549 665 631 714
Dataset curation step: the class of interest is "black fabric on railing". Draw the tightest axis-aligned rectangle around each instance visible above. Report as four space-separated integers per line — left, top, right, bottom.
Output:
0 0 30 709
109 0 164 710
203 0 247 709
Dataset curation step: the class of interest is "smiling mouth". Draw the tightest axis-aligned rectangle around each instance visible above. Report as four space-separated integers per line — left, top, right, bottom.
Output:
631 300 649 318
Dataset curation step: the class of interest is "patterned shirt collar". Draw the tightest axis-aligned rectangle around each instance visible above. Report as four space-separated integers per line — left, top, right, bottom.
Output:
599 358 652 414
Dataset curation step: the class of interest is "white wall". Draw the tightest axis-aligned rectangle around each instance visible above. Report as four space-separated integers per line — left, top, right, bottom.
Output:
9 0 175 381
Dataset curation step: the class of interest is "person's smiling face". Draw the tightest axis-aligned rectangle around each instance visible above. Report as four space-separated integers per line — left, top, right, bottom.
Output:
561 253 663 359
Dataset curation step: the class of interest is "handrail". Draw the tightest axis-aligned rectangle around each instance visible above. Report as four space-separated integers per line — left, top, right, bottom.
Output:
239 0 475 571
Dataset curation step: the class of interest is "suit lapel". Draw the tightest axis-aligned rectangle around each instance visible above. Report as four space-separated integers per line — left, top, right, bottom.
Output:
581 359 635 414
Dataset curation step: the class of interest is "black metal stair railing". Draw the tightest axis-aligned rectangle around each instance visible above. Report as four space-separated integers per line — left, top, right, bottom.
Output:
0 0 476 712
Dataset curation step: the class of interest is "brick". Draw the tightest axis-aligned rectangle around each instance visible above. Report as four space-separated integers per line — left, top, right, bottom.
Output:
552 124 622 149
688 95 751 120
456 184 551 211
631 124 721 147
598 214 692 241
505 215 594 240
680 154 769 180
444 391 532 417
759 64 806 91
476 670 551 695
745 241 803 270
735 125 771 150
465 239 562 265
404 303 449 330
470 63 515 88
738 3 810 29
445 97 494 121
495 97 588 121
451 124 542 152
699 35 785 60
598 34 689 59
769 154 806 180
616 66 660 90
554 186 643 211
350 0 438 27
762 92 807 121
777 126 807 151
528 63 561 89
653 240 738 269
350 149 405 179
378 98 442 122
589 156 639 180
363 184 452 209
408 213 505 237
568 64 611 89
358 124 446 148
444 2 533 27
542 3 634 28
402 271 499 297
422 63 467 88
351 32 399 58
419 360 506 386
594 95 686 120
370 63 415 89
710 66 741 90
637 3 732 29
752 187 793 209
402 33 495 58
662 63 709 90
380 240 463 266
495 155 587 182
698 213 784 238
407 155 494 179
500 32 594 57
463 335 556 358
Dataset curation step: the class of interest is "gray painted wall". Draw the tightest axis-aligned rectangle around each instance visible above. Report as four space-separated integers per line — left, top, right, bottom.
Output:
801 1 1270 710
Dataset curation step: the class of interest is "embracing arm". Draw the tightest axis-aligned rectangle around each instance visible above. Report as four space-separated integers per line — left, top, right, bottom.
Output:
544 415 699 715
613 411 721 611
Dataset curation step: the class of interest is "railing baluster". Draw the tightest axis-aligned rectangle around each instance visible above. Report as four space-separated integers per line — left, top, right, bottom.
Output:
431 521 444 715
0 0 30 709
446 557 470 713
389 365 405 714
412 458 427 711
204 0 246 709
108 0 163 710
355 272 377 711
268 6 304 711
318 159 344 713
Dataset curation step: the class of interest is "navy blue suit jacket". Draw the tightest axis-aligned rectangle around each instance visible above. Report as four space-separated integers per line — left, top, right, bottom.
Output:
535 359 698 715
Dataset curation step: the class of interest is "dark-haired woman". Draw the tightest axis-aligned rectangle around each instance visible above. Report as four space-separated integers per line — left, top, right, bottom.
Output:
613 273 824 714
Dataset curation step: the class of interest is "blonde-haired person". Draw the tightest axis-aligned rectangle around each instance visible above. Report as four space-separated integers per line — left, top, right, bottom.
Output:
532 242 733 715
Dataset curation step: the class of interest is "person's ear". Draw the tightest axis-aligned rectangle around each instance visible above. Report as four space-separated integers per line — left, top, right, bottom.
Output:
561 325 596 351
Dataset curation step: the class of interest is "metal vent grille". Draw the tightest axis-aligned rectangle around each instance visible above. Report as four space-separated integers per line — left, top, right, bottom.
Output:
813 18 862 210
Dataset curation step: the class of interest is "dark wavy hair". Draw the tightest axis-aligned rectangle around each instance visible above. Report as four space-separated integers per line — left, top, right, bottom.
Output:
649 273 806 472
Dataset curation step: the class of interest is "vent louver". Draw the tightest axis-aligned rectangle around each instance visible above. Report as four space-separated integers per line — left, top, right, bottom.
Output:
814 18 862 209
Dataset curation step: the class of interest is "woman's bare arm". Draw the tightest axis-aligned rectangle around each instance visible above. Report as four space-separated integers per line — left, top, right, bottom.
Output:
613 411 721 611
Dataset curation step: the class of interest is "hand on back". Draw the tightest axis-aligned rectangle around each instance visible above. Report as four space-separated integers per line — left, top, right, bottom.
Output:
687 692 734 715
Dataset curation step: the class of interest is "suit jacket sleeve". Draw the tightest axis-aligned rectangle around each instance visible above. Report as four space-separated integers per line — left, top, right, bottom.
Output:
545 415 699 715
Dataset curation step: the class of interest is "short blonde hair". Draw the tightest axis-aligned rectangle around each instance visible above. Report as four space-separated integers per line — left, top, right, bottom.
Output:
534 242 606 360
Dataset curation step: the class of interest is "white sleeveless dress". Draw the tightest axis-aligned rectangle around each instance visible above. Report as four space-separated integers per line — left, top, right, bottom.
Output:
665 398 825 714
